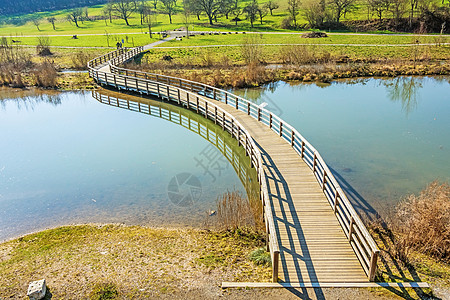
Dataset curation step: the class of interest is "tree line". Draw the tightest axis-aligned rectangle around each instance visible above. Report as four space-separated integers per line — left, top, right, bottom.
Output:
0 0 106 15
3 0 449 31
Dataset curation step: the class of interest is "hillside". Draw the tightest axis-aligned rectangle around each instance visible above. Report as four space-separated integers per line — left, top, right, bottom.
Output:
0 0 107 16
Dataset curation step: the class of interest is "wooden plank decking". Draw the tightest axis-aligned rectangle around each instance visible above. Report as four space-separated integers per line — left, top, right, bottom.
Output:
211 101 368 283
87 47 381 284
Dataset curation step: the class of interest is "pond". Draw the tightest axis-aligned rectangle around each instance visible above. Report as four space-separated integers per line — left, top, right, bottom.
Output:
0 89 255 241
1 76 448 240
233 76 450 217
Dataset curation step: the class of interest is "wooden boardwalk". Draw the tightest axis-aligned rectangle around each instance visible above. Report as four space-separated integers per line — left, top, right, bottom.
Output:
88 47 380 284
212 101 368 283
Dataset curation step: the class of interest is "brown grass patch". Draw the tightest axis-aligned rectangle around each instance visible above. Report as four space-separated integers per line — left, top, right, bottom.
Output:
389 181 449 264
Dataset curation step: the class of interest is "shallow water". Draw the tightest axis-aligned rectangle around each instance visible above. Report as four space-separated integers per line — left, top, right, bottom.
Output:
0 89 252 241
233 76 450 216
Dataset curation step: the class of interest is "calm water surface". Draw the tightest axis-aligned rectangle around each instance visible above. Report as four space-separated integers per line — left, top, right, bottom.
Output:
234 76 450 215
1 76 449 240
0 90 248 241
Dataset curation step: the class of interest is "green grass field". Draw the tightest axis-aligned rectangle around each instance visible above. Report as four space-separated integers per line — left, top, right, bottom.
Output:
7 34 159 48
1 0 447 38
160 33 449 47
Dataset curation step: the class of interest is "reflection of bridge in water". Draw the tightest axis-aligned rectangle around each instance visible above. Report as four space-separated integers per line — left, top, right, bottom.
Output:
87 46 428 288
92 89 260 221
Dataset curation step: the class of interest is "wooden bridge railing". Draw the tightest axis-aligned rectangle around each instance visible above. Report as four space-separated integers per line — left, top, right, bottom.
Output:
90 46 380 282
88 53 280 282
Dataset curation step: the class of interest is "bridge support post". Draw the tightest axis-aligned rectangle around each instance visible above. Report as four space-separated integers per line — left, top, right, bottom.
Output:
369 251 379 281
272 251 279 283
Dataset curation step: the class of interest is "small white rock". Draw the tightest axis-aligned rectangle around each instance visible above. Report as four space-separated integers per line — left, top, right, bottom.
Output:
27 279 46 300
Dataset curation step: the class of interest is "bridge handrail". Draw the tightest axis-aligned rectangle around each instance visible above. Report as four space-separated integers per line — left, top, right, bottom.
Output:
89 55 280 282
90 46 379 282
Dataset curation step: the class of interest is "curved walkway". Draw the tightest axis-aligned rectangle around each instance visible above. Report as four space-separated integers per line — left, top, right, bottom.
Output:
88 45 380 284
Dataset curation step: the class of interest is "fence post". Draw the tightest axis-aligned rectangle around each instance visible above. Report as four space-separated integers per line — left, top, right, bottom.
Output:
348 217 355 242
313 152 317 173
222 112 225 130
291 130 294 146
334 190 339 212
272 251 279 283
214 107 217 124
279 122 283 137
322 170 327 191
369 251 379 282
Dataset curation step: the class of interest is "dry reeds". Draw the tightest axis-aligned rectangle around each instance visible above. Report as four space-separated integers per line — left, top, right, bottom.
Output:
71 50 91 70
33 60 58 88
280 45 332 67
389 181 450 263
216 191 255 231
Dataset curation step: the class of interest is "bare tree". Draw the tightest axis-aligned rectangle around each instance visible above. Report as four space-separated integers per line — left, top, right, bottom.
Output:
330 0 355 22
219 0 235 19
183 0 191 36
109 0 136 26
287 0 301 26
195 0 221 25
138 1 150 24
32 18 41 31
244 0 259 27
189 0 204 20
161 0 177 24
257 5 268 24
263 0 279 15
83 7 90 21
231 6 244 25
67 8 83 27
390 0 407 22
103 3 114 23
146 10 154 38
367 0 390 20
303 0 326 28
47 17 56 30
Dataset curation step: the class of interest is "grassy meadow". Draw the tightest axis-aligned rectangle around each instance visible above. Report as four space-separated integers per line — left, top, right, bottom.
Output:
1 0 448 38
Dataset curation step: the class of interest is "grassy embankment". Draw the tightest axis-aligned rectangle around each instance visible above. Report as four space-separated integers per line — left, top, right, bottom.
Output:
0 0 448 90
0 0 447 36
0 183 448 299
0 225 270 299
125 32 450 88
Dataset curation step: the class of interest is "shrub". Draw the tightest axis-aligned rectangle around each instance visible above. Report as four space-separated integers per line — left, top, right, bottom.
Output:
71 50 91 70
389 181 449 263
36 36 52 56
249 247 271 266
33 60 58 88
89 282 118 300
280 16 293 29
